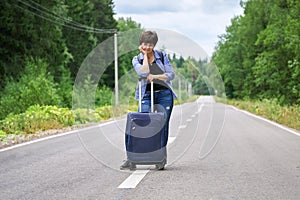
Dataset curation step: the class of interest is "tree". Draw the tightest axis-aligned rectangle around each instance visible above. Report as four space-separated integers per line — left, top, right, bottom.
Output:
62 0 117 81
213 16 245 98
0 58 62 119
213 0 300 104
0 0 70 88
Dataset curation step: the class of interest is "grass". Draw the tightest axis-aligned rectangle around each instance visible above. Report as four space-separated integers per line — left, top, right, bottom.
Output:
223 98 300 131
0 95 200 147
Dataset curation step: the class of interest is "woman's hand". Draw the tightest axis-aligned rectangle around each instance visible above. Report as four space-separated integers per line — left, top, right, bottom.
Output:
139 45 150 73
147 74 155 82
147 74 168 82
139 45 148 55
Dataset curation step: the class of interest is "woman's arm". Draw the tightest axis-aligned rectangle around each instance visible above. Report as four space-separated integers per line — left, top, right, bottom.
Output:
146 74 168 82
139 45 150 73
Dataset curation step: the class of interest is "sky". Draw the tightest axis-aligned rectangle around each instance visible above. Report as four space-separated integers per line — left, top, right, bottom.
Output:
112 0 244 58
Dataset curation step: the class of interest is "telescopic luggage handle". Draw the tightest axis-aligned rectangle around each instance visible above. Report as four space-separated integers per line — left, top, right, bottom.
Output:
138 78 154 113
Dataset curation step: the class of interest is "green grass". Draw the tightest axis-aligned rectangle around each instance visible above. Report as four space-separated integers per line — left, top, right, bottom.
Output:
0 95 200 146
224 98 300 131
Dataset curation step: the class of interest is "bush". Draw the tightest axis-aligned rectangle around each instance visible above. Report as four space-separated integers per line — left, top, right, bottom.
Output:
0 103 138 136
0 58 62 119
95 106 114 120
0 130 7 138
0 130 8 144
95 86 113 107
0 105 75 135
94 104 139 121
55 65 73 108
72 109 99 124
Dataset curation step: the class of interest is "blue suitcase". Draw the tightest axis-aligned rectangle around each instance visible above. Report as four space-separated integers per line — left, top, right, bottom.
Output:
125 80 167 170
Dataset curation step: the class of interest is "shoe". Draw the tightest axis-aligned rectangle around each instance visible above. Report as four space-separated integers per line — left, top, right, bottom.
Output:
120 160 136 170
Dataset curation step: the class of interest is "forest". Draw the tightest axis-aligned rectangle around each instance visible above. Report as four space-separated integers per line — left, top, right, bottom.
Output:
0 0 211 141
213 0 300 105
0 0 299 142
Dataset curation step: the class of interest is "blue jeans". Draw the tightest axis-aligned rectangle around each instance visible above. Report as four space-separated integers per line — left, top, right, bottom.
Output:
141 89 174 147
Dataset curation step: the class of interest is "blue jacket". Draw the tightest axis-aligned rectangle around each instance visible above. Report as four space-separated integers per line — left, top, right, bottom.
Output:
132 50 177 100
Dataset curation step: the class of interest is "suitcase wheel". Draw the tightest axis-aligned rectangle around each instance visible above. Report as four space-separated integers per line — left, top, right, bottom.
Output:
155 159 166 170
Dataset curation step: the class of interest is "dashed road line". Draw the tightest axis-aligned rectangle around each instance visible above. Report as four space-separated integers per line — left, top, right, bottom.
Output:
118 101 208 190
118 170 150 189
168 136 176 144
118 136 176 189
198 104 204 112
178 125 187 129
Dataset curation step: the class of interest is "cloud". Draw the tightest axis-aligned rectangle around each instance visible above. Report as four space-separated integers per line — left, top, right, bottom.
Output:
113 0 181 14
113 0 244 57
186 0 240 15
114 0 242 15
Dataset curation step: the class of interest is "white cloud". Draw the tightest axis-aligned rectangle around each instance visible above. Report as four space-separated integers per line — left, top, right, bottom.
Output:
113 0 244 57
113 0 182 14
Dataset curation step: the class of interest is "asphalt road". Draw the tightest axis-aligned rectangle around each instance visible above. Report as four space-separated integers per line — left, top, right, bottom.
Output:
1 96 299 200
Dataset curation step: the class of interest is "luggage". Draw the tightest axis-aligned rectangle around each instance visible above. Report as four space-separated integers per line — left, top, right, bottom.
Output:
124 78 167 170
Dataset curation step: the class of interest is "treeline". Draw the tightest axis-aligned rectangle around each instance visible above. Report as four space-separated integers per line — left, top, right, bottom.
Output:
0 0 142 119
0 0 211 122
0 0 117 88
213 0 300 105
171 55 217 96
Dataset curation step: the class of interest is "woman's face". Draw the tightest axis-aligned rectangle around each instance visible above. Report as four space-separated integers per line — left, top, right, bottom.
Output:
141 43 154 53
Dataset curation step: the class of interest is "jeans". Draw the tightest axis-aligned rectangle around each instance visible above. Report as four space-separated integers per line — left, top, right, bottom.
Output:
141 89 174 147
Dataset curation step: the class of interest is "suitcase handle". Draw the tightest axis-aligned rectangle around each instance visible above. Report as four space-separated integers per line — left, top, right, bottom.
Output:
138 78 154 113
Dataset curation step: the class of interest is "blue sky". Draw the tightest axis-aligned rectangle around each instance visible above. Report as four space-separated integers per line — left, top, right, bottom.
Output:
112 0 244 58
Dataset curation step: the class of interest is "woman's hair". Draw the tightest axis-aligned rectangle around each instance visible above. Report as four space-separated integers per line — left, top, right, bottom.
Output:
139 31 158 46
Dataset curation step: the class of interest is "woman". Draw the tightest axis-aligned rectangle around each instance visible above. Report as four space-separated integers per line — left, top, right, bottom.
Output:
120 30 177 170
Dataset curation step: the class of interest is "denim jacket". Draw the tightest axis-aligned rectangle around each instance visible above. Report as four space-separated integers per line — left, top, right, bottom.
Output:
132 50 177 100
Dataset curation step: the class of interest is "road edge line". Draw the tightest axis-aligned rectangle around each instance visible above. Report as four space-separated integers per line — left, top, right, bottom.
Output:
0 121 116 153
229 105 300 137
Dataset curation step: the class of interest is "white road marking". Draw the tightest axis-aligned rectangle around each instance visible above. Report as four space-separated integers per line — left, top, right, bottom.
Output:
0 100 207 153
118 170 150 189
118 136 176 189
0 121 116 153
186 119 192 122
0 130 76 153
178 125 187 129
197 96 215 104
168 137 176 144
229 106 300 137
198 104 204 112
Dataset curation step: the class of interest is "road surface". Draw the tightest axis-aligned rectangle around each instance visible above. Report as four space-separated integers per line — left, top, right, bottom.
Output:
1 96 299 200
